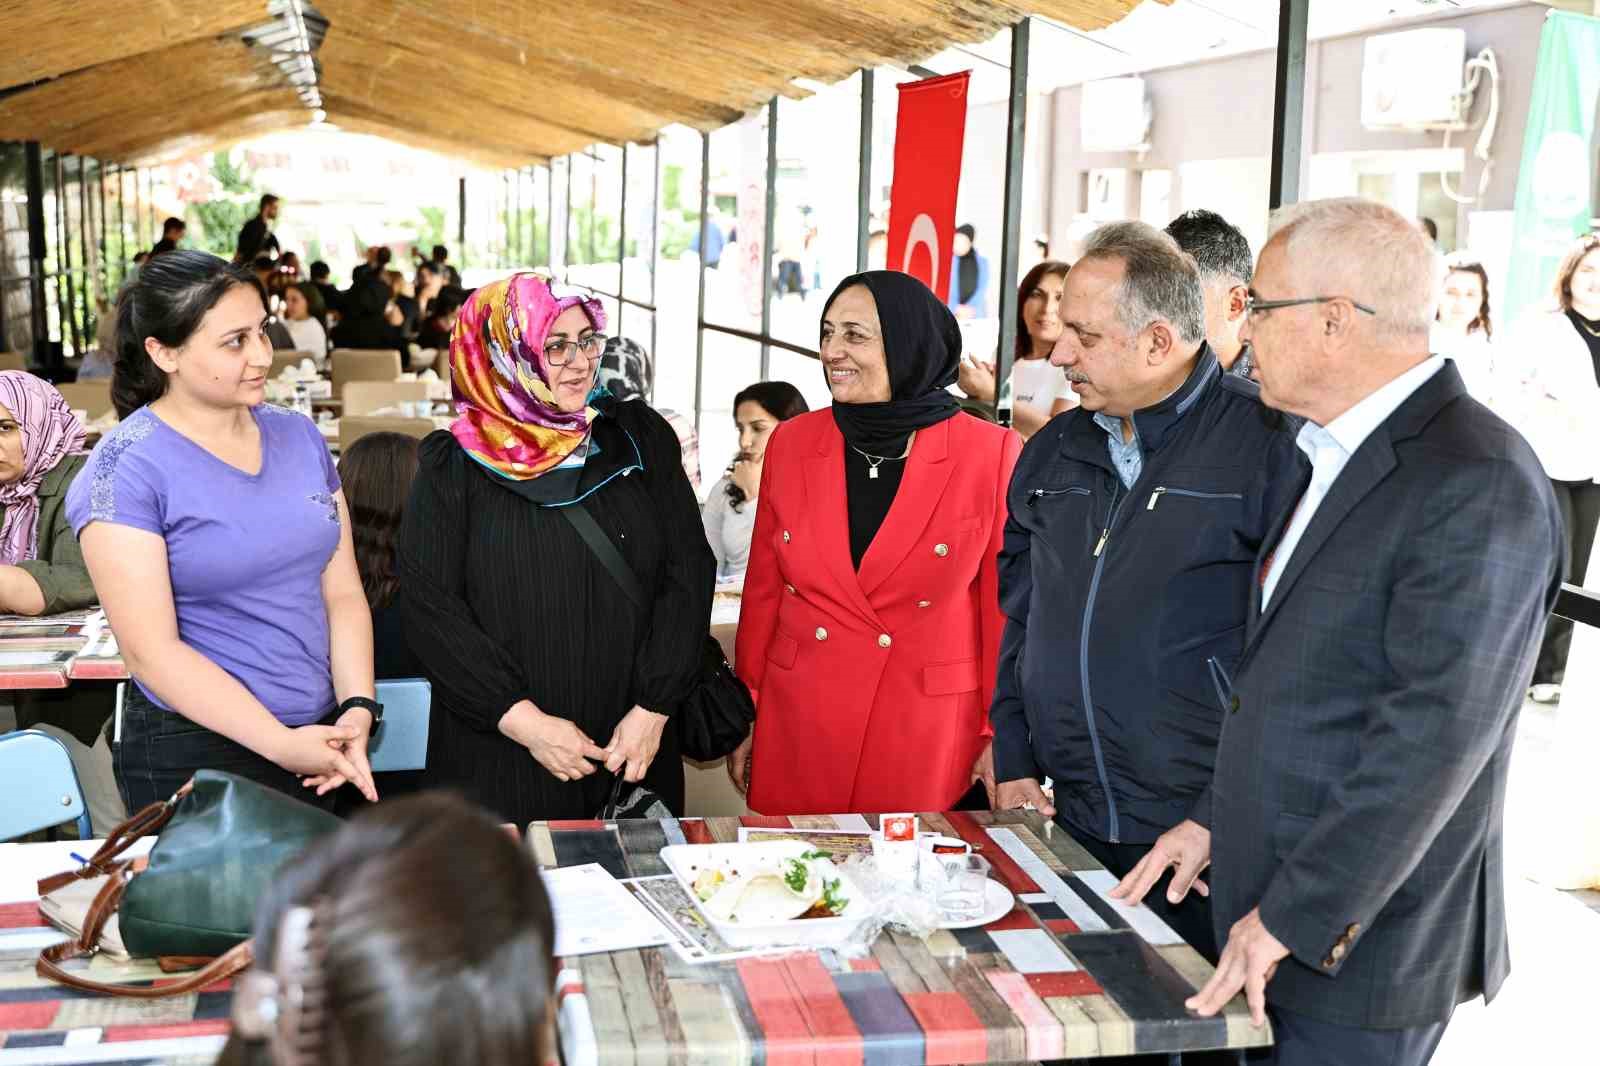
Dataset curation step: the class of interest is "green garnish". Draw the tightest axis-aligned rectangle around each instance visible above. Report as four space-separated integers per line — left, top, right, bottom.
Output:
822 878 848 913
783 859 809 894
800 850 833 861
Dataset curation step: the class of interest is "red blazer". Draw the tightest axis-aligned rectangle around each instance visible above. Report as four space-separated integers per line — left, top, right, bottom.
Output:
736 410 1021 815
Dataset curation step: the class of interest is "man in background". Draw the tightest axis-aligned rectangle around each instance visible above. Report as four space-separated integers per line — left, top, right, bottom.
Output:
431 244 462 287
150 217 186 257
1166 209 1254 377
235 194 280 264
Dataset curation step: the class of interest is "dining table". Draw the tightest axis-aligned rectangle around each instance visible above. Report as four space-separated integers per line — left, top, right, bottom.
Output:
0 813 1271 1065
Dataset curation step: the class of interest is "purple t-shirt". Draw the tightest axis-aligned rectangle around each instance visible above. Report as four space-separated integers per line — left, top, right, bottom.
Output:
65 404 342 726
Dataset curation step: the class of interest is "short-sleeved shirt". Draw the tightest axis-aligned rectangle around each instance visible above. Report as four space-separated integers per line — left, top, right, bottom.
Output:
65 404 343 725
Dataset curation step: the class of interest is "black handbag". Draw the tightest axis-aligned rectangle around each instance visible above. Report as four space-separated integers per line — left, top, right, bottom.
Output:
557 501 755 762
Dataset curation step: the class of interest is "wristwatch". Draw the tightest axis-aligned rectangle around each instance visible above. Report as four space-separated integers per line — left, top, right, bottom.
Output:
339 696 384 733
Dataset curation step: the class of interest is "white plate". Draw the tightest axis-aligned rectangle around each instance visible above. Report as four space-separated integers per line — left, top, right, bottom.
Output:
659 841 870 950
938 878 1016 930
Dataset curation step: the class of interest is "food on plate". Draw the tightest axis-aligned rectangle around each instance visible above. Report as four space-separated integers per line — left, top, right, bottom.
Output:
686 851 849 924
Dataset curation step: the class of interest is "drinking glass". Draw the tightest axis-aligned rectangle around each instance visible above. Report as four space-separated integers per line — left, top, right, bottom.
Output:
934 854 990 920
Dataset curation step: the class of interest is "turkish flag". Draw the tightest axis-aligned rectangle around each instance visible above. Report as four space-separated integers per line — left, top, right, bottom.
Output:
886 72 970 302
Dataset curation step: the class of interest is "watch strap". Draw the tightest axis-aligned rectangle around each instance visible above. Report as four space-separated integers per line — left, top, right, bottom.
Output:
338 696 383 729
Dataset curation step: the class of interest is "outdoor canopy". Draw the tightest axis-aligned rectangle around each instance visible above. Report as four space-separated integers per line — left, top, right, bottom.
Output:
0 0 1163 168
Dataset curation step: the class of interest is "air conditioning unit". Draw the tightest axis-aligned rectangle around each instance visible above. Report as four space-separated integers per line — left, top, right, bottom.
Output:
1361 28 1469 131
1081 77 1152 152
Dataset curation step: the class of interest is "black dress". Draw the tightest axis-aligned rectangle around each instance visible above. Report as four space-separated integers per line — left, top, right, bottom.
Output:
397 400 714 824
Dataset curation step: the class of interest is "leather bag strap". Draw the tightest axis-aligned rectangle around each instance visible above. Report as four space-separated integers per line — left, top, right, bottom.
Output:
36 798 175 896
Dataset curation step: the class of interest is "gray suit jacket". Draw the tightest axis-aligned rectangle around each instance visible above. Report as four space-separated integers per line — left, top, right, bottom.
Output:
1197 363 1564 1029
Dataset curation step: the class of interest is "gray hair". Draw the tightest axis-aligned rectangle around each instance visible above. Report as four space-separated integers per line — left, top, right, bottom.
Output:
1080 221 1207 345
1267 198 1438 341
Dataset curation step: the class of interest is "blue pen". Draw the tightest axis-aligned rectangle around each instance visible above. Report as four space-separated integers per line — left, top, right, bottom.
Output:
70 852 90 866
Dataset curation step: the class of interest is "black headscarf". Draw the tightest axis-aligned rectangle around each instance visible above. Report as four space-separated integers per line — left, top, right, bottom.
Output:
955 224 979 305
823 271 961 455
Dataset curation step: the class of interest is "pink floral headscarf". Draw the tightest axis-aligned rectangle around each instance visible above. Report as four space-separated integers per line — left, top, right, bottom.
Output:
0 371 86 565
449 273 606 480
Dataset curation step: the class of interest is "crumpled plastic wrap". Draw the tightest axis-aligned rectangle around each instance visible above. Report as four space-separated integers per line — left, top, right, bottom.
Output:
824 853 953 957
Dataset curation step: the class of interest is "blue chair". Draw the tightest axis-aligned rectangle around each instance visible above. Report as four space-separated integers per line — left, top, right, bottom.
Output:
368 679 430 774
0 729 92 841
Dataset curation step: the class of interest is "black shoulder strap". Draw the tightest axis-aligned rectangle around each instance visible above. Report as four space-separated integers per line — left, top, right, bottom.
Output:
557 502 648 610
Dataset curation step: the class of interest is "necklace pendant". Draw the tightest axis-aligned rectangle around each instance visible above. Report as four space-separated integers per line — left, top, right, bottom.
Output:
868 466 880 479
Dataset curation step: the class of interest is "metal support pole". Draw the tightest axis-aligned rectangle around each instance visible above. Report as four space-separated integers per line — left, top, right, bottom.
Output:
993 18 1031 425
856 68 875 274
566 156 574 272
95 158 108 298
589 156 598 265
649 139 661 366
618 143 629 324
760 97 778 379
115 164 126 281
457 176 467 251
694 132 710 432
1269 0 1309 209
24 143 47 370
143 170 154 247
78 159 92 352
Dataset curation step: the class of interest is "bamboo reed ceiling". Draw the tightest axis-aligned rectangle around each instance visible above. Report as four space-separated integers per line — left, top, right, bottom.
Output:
0 0 1160 166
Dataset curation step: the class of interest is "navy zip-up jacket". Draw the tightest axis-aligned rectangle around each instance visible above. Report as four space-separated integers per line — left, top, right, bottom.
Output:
990 346 1303 845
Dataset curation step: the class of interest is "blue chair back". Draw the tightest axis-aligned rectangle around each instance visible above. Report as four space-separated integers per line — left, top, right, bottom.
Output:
0 729 92 841
368 679 430 773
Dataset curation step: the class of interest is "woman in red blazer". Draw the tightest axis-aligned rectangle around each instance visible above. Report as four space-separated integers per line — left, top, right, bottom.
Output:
729 271 1021 815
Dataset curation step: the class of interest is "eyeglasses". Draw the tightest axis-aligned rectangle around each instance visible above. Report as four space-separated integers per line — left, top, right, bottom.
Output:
543 333 607 366
1245 295 1377 319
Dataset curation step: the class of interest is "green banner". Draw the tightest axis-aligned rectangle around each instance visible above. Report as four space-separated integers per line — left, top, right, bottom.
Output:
1504 11 1600 326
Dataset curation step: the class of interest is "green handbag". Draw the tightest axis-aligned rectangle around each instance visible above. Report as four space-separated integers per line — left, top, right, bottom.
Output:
35 769 340 998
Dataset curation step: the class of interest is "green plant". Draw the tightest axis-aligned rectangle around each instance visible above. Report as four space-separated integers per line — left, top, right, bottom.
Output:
184 154 259 259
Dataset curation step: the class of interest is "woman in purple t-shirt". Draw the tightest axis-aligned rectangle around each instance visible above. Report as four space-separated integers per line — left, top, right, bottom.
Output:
66 250 379 811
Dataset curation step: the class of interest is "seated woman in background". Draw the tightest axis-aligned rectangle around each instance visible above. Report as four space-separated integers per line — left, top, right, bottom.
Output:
338 431 423 680
67 249 379 812
700 381 807 589
957 259 1075 439
280 281 330 362
218 793 555 1066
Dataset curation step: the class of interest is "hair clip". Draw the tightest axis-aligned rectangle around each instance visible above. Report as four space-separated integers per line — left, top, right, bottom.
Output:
229 899 331 1066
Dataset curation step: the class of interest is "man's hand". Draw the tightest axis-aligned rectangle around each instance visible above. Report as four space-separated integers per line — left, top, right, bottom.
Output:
1111 818 1211 905
1186 906 1288 1026
994 777 1055 817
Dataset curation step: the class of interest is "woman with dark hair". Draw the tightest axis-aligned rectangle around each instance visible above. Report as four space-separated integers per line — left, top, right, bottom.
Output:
65 249 379 811
338 431 423 680
218 793 555 1066
958 259 1075 438
729 271 1021 814
281 281 329 360
399 274 712 823
1432 258 1496 405
700 381 808 589
1505 233 1600 702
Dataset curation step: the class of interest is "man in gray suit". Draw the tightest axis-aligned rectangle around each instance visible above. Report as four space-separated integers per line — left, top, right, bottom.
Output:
1113 198 1564 1064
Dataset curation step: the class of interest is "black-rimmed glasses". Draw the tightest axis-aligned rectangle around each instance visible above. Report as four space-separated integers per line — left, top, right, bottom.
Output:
1245 295 1377 318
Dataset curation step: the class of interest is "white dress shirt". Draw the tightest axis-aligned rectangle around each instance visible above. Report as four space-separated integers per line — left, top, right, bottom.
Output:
1261 356 1447 608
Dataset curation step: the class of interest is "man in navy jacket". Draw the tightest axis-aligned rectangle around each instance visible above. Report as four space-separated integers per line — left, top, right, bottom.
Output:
991 221 1301 958
1116 199 1563 1064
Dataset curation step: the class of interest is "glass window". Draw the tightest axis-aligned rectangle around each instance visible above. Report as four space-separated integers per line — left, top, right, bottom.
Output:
653 126 702 427
771 74 861 350
697 332 764 495
704 110 769 337
622 140 657 301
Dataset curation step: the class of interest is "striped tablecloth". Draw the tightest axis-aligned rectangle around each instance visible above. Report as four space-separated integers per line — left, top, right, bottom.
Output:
1 811 1272 1064
544 810 1272 1064
0 838 227 1065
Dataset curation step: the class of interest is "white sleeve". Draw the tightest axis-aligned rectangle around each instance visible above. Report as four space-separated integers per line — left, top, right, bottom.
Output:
701 477 730 572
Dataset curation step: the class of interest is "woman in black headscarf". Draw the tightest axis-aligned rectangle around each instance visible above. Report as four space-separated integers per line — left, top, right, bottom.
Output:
948 223 991 320
730 271 1021 815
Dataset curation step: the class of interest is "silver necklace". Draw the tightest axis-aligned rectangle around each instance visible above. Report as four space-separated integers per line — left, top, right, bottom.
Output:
850 440 912 479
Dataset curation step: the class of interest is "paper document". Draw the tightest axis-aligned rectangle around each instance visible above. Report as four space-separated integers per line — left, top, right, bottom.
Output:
541 863 671 957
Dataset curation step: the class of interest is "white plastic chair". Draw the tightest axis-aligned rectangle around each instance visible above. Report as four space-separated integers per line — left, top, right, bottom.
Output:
368 679 430 773
0 729 93 840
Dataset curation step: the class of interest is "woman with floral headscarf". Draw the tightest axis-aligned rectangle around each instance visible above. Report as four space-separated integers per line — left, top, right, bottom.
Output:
398 274 713 823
